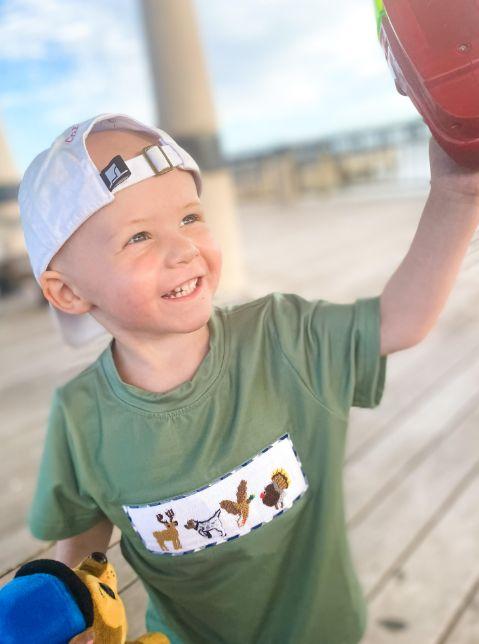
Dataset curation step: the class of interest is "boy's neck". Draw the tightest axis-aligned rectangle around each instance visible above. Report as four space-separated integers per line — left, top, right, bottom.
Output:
110 324 211 394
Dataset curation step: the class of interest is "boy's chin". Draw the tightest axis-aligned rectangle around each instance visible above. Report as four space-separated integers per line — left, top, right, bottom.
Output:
132 309 213 337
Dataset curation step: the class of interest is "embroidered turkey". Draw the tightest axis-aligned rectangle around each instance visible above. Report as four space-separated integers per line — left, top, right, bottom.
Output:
260 468 291 509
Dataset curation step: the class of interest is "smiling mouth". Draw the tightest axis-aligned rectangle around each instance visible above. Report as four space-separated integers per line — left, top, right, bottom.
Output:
161 276 202 299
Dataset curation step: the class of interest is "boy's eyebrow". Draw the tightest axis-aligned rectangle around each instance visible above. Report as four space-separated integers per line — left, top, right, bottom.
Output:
182 200 202 210
105 201 202 242
106 218 148 243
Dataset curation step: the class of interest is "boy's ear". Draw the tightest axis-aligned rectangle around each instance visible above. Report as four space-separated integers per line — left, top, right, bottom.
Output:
39 269 92 315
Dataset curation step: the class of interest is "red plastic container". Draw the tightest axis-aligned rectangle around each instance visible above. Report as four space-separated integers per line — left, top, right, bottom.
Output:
379 0 479 167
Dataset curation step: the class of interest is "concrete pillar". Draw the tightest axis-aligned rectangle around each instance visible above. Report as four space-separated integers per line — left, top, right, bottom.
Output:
0 120 24 291
139 0 246 301
0 121 18 185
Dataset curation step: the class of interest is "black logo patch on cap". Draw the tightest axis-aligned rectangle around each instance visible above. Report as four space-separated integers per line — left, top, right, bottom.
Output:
100 155 131 192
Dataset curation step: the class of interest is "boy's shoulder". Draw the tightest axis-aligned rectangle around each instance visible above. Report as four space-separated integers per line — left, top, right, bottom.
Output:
215 291 289 342
215 291 332 363
216 290 327 337
216 290 309 323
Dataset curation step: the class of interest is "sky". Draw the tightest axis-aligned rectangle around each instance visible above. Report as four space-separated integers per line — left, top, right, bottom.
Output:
0 0 418 176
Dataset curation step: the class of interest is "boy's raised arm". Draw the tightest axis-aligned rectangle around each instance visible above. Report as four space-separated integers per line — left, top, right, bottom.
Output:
379 137 479 356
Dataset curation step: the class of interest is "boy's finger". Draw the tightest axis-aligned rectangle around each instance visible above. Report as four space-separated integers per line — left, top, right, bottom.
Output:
68 628 95 644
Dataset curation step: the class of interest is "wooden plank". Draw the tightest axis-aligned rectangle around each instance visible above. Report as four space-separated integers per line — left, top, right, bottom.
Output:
363 466 479 643
239 194 421 302
347 326 479 460
0 337 108 391
344 352 479 524
350 399 479 598
0 536 53 588
438 577 479 643
121 579 149 639
0 305 52 347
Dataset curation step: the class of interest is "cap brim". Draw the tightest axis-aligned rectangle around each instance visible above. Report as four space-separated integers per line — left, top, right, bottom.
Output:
48 303 110 348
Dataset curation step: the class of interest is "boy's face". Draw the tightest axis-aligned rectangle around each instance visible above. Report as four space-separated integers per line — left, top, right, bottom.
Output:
48 129 222 342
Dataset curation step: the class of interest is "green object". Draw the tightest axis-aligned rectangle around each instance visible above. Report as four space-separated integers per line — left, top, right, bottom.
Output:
374 0 386 38
29 293 387 644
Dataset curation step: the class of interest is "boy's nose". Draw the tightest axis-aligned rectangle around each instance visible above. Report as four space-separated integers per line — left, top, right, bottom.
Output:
165 235 200 265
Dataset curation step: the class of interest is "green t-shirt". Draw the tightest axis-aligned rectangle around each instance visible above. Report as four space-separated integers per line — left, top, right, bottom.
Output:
28 292 387 644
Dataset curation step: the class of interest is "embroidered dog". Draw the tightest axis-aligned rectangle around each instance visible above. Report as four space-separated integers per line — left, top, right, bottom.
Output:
220 480 255 527
152 509 182 552
184 508 226 539
260 468 290 509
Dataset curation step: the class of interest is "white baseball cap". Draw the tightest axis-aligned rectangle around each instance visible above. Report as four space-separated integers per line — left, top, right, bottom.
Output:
17 112 202 347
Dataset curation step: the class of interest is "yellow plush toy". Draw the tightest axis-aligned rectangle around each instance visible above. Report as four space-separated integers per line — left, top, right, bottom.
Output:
0 551 169 644
71 552 169 644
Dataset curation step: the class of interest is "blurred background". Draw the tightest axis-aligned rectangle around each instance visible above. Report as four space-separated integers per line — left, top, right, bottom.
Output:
0 0 430 299
1 1 478 642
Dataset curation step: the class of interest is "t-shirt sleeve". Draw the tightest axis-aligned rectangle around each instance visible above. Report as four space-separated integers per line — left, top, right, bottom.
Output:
28 389 105 541
268 292 387 417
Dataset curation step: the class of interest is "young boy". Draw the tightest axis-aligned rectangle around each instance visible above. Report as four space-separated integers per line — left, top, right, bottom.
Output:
18 112 479 644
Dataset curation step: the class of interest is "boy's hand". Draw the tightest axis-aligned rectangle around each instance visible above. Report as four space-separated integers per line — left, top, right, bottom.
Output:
380 135 479 354
69 628 95 644
429 136 479 201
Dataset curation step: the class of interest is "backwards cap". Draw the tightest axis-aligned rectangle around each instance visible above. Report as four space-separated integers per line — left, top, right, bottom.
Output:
17 112 202 347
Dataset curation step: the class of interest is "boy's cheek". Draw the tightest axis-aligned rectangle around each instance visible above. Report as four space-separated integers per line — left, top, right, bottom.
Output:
209 243 223 276
209 233 222 258
109 282 152 312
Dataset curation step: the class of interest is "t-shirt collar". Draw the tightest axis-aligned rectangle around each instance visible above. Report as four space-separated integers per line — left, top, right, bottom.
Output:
98 307 227 414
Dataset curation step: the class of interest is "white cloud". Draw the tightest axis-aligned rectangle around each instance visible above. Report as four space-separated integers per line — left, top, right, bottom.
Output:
0 0 92 60
0 0 156 156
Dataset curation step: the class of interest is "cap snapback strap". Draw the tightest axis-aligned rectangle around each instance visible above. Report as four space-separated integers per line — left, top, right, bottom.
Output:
99 143 184 193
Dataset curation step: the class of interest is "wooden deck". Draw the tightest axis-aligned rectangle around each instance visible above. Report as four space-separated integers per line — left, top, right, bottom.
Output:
1 182 479 642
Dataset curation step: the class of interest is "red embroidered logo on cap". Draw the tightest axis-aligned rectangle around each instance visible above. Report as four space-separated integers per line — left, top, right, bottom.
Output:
64 125 79 143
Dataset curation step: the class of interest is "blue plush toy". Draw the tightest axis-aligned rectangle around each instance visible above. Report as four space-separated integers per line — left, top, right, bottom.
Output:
0 557 94 643
0 552 169 643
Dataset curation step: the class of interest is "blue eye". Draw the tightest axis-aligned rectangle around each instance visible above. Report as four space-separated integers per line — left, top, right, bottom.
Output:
126 214 201 246
127 231 151 245
181 213 201 226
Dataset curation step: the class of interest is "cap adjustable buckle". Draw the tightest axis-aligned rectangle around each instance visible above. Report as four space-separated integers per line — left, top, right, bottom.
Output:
142 144 174 176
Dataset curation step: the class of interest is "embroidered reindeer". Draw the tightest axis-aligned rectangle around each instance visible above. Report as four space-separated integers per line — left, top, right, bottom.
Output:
152 509 182 552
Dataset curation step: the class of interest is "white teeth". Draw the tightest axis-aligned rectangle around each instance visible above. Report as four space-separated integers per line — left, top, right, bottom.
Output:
173 278 197 293
163 278 199 298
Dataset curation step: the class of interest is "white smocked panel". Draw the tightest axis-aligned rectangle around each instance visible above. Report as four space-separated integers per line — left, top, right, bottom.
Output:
123 433 309 556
